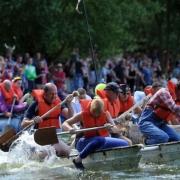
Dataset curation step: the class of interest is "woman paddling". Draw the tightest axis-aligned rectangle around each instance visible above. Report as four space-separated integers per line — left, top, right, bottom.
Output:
62 98 129 170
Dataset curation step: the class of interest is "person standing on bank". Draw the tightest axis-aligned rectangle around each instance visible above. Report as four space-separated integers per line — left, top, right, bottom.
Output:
21 82 74 157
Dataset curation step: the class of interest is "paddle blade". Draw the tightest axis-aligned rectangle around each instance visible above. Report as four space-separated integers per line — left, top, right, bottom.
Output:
0 128 16 145
34 127 59 146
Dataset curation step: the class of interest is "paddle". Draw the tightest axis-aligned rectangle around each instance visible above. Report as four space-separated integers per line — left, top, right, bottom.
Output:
34 125 113 146
0 91 79 151
3 97 16 133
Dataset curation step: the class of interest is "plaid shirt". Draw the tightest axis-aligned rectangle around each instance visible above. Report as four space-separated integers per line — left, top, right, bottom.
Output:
147 88 180 119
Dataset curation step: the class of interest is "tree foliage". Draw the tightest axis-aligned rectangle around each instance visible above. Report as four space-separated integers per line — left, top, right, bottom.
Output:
0 0 179 60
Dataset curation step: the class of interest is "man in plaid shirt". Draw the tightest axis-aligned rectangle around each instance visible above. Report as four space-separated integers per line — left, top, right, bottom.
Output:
138 81 180 145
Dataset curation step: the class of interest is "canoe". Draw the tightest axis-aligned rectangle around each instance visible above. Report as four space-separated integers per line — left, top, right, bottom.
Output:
66 145 142 171
126 124 180 165
0 113 23 134
141 141 180 165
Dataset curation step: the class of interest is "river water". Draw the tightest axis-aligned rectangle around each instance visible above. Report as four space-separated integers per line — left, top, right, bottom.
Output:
0 133 180 180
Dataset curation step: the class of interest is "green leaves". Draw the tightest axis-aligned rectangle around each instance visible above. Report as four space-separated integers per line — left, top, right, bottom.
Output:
0 0 178 60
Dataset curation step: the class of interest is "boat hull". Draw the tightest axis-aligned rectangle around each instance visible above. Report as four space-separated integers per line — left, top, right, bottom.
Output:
141 141 180 165
69 145 142 171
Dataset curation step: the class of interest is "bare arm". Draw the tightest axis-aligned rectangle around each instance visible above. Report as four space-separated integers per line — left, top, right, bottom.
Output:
62 113 82 131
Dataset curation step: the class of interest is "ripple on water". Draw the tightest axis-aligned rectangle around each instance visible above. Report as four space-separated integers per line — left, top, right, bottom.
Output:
1 132 180 179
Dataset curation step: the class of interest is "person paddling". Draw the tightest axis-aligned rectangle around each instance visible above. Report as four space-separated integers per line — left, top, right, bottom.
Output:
62 98 128 170
138 81 180 145
21 82 74 157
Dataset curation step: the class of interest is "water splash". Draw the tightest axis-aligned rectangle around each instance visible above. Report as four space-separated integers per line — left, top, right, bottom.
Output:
0 131 78 178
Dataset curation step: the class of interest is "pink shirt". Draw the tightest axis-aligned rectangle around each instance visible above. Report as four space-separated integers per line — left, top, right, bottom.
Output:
147 88 180 119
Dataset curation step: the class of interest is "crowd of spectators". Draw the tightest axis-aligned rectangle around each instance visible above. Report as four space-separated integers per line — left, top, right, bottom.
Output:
0 46 179 99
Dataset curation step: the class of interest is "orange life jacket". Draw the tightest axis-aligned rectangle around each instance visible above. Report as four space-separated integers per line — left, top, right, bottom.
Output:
80 99 109 138
103 98 121 118
119 95 134 115
96 90 121 118
32 89 61 128
0 83 14 105
12 83 23 101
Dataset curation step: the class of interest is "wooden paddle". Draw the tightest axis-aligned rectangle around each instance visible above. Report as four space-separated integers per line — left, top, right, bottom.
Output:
3 97 16 133
0 91 79 151
34 125 113 146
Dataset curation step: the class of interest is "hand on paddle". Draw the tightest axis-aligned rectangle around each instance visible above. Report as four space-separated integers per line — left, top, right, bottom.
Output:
33 116 43 124
69 128 76 134
4 112 12 118
65 94 74 105
104 123 114 130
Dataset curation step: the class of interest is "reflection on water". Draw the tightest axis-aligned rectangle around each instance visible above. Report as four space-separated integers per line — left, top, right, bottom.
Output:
0 133 180 179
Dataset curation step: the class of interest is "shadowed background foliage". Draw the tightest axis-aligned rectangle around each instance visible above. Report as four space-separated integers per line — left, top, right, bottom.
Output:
0 0 180 61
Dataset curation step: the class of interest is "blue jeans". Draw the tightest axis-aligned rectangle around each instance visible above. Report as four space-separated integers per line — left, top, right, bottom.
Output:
76 136 128 159
138 108 180 145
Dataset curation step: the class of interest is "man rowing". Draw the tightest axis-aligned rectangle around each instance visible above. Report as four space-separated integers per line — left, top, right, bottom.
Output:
62 98 128 170
96 82 133 145
138 81 180 145
21 82 74 157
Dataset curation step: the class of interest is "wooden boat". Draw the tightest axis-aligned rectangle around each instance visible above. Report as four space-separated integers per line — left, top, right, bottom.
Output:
67 145 142 171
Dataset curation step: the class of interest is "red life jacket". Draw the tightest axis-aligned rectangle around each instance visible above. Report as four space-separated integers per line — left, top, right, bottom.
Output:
103 98 121 118
119 95 134 115
12 83 23 101
96 89 121 118
0 83 14 105
32 89 61 128
167 80 176 100
153 103 172 122
80 99 109 138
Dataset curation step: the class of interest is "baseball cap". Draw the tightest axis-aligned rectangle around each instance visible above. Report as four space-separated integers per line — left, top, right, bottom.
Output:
104 82 120 93
119 84 130 94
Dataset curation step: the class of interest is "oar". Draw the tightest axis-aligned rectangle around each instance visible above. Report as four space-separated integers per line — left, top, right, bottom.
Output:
34 125 112 146
3 97 16 133
0 91 79 150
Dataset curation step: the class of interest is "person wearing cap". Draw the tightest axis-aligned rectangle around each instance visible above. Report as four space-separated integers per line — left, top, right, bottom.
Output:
62 98 128 170
102 82 121 118
138 81 180 145
96 82 132 145
118 84 134 115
